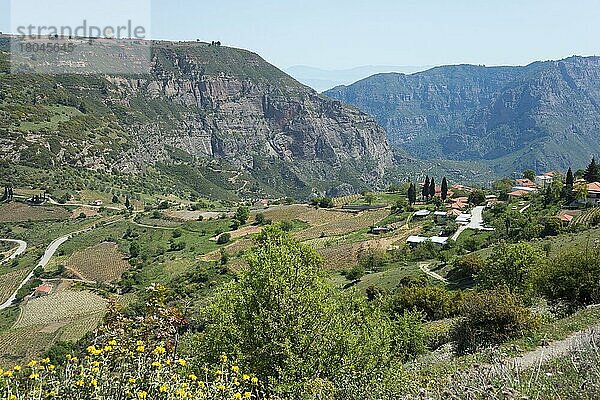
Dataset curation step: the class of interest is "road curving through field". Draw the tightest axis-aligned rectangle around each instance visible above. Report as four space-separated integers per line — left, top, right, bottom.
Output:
0 239 27 264
0 223 108 310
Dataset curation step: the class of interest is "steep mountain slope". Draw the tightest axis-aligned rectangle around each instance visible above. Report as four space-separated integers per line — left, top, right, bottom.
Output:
325 56 600 173
0 36 394 199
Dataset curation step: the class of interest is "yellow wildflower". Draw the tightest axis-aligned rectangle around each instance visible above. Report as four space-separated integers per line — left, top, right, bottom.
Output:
128 377 137 384
178 359 187 366
244 392 252 399
234 393 242 400
188 373 197 381
231 365 240 373
159 384 168 393
76 379 85 387
29 373 39 380
138 391 148 399
13 365 21 372
27 360 37 367
220 354 228 363
242 374 250 381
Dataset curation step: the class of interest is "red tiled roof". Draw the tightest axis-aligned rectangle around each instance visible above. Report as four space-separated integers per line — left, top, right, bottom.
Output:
508 190 529 197
35 284 52 294
516 178 536 188
588 182 600 193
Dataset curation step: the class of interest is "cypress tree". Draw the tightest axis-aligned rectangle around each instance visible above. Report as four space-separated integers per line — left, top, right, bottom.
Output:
408 183 416 206
422 176 430 201
441 177 448 201
584 157 600 182
429 177 436 199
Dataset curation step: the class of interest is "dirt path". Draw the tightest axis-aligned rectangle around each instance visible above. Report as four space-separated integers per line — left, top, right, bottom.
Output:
419 262 447 283
504 323 600 370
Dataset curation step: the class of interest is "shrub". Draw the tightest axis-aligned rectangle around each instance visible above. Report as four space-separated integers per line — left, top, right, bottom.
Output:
343 264 365 281
451 289 539 355
190 227 425 396
477 242 544 295
216 233 231 245
535 248 600 310
389 285 459 321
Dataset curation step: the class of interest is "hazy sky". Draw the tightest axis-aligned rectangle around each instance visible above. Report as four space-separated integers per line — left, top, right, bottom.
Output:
1 0 599 70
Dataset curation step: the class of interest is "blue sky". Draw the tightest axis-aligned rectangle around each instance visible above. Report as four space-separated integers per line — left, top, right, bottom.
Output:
1 0 599 70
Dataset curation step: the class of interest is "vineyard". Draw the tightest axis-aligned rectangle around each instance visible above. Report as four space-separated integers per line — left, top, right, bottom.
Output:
0 202 70 222
65 242 130 282
0 325 56 367
572 206 600 226
13 290 106 329
294 209 389 241
332 194 363 207
0 267 30 304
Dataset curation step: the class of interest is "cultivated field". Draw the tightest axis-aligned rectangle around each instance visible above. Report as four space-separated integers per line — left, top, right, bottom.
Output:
65 242 130 282
0 288 107 367
572 206 600 226
0 268 30 304
294 208 389 241
13 290 106 329
0 202 70 222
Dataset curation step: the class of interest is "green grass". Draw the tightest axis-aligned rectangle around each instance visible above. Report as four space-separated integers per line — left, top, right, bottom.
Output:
0 307 20 333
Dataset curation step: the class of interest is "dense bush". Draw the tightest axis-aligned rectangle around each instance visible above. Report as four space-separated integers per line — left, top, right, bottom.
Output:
451 289 539 355
216 233 231 245
477 242 544 295
189 226 425 397
536 248 600 310
389 285 460 321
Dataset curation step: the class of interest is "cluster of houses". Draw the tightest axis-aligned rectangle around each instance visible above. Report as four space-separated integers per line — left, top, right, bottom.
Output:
508 172 600 206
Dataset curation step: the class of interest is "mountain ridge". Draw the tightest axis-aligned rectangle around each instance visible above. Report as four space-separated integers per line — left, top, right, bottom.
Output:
325 55 600 174
0 36 396 199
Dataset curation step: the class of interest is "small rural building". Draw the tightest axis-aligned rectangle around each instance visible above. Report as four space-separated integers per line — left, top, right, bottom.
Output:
515 178 536 188
406 235 448 247
580 182 600 205
508 189 532 201
370 226 391 235
535 173 554 190
33 284 52 297
414 210 431 218
93 200 103 206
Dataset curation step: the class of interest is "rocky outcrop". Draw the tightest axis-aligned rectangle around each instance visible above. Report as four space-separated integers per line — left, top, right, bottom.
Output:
0 39 394 197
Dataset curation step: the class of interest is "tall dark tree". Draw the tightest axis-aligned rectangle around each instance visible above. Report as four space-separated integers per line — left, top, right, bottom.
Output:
422 176 430 201
563 167 575 203
429 177 436 199
441 177 448 201
407 183 416 206
584 157 600 183
125 196 131 209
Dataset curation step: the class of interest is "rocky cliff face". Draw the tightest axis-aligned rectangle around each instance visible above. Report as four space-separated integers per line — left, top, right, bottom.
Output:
325 56 600 173
0 39 393 198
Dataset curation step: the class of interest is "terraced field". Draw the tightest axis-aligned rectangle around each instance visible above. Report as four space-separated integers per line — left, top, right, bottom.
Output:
0 202 70 222
0 289 107 367
65 242 130 282
0 268 31 304
294 209 389 241
13 290 106 329
572 206 600 226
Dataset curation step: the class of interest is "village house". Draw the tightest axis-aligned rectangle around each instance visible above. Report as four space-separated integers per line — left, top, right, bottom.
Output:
535 172 555 190
578 182 600 205
33 284 52 298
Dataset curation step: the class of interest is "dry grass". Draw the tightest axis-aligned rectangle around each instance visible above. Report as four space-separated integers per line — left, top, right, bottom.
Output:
0 202 70 222
294 209 389 241
65 242 130 282
70 206 99 219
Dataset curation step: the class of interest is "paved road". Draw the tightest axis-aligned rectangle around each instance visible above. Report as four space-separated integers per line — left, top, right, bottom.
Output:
0 239 27 264
451 206 487 241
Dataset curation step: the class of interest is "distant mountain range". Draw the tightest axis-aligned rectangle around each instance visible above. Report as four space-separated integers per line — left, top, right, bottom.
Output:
325 57 600 174
285 65 431 92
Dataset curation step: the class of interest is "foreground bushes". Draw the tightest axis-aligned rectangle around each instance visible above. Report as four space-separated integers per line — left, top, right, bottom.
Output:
187 226 426 397
451 289 539 355
536 248 600 310
0 287 266 400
